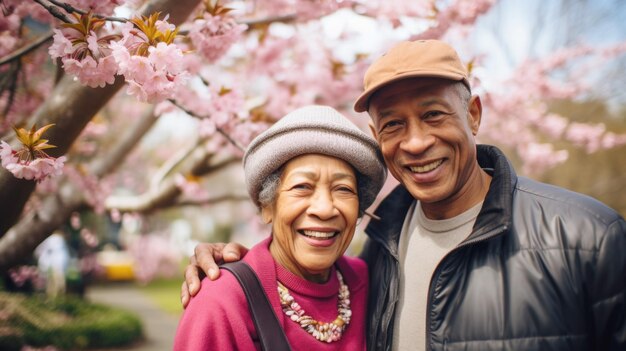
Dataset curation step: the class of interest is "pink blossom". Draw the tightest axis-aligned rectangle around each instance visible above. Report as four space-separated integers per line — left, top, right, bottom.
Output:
48 29 75 59
65 0 125 16
128 232 182 283
189 13 247 63
601 132 626 149
0 32 18 57
110 209 122 223
110 40 133 73
566 122 607 153
87 32 105 58
411 0 497 40
293 0 348 21
358 0 434 24
198 119 217 137
0 141 18 167
8 265 43 288
111 33 188 103
174 173 210 201
4 156 67 182
71 212 82 229
210 87 245 123
0 11 21 32
7 0 52 24
155 16 176 33
63 55 118 88
230 121 269 147
81 228 100 248
173 85 214 116
125 80 149 102
63 165 111 213
519 143 568 175
121 54 154 82
148 42 185 74
541 113 569 139
49 24 119 88
1 140 66 182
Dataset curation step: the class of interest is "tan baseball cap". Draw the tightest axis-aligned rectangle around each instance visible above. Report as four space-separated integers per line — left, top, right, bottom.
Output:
354 40 471 113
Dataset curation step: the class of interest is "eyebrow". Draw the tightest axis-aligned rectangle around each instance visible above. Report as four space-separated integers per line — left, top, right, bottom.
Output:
288 171 356 182
331 172 357 182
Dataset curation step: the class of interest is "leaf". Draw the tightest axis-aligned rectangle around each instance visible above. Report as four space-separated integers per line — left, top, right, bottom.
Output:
12 123 56 150
203 0 234 16
32 124 55 141
218 86 232 96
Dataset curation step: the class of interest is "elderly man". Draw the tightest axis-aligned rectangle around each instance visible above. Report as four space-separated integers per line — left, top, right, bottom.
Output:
182 40 626 351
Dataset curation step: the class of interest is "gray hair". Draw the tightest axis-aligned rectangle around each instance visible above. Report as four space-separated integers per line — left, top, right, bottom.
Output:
257 166 375 218
453 81 471 112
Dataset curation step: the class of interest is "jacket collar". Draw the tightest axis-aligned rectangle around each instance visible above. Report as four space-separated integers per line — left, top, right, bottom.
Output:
364 144 516 254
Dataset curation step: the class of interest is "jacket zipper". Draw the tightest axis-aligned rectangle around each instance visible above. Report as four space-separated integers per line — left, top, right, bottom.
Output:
424 224 509 351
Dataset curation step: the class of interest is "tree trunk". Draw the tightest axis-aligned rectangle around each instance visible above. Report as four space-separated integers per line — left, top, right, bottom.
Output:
0 107 159 270
0 0 201 236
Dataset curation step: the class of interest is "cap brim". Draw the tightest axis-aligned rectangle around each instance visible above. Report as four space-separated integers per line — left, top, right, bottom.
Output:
353 71 468 113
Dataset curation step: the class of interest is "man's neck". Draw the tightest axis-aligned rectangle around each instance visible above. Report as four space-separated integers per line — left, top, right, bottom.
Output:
421 167 492 220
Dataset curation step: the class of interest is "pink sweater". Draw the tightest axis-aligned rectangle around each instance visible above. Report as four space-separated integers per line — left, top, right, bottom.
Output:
174 237 368 351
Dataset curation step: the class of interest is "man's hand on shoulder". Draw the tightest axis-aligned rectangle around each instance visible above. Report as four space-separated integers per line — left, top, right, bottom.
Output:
181 242 249 308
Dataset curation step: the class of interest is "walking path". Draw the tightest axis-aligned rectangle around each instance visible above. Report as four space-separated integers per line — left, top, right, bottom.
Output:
86 283 179 351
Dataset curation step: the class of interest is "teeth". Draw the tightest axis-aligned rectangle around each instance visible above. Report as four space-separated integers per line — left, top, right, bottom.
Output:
409 160 443 173
301 230 337 239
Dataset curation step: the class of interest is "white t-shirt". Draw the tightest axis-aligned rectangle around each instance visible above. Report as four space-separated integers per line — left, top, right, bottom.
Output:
392 200 483 351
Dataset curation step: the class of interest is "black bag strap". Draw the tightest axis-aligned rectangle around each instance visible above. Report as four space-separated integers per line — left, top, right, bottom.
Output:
221 261 292 351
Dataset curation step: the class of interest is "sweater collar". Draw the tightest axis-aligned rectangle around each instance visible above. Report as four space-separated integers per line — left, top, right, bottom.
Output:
276 261 339 298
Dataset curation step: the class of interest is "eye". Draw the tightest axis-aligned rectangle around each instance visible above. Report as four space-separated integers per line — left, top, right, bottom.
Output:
423 110 446 119
335 185 357 195
290 183 312 191
380 120 403 133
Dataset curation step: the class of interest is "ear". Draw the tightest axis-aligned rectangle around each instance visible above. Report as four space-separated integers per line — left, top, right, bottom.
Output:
467 95 482 136
368 121 379 140
261 206 273 224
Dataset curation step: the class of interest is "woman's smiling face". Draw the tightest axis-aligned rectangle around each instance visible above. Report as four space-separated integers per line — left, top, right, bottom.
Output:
263 154 360 283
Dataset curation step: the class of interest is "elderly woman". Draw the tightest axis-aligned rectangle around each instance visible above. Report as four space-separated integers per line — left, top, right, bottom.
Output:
173 105 386 350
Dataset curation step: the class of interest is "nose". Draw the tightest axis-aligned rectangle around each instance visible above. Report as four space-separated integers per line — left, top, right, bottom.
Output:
306 188 338 220
399 121 435 155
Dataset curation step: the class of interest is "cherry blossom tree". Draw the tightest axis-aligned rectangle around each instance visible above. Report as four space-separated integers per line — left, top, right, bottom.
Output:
0 0 624 272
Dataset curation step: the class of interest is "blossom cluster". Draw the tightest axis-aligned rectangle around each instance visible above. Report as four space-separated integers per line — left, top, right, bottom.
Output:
189 12 247 63
0 142 66 182
412 0 497 40
174 173 210 202
49 26 118 88
46 2 249 103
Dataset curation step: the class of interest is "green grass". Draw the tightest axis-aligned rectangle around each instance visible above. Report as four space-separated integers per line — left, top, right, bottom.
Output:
136 278 184 316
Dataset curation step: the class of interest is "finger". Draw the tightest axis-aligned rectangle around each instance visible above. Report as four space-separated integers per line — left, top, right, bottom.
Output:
181 281 190 308
184 264 203 296
195 243 224 280
222 242 249 262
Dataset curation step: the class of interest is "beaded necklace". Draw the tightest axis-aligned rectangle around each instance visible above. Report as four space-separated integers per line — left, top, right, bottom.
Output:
276 270 351 343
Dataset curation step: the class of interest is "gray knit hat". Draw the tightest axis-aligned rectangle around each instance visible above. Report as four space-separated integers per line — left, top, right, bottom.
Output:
243 105 387 210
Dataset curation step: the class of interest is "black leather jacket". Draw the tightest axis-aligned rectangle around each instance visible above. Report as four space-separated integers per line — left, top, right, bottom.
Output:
360 145 626 351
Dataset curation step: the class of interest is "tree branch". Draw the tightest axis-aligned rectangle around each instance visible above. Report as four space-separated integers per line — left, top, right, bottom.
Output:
105 148 241 214
46 0 128 22
150 135 203 190
32 0 71 23
176 194 249 207
89 107 158 177
168 99 245 152
0 31 54 67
